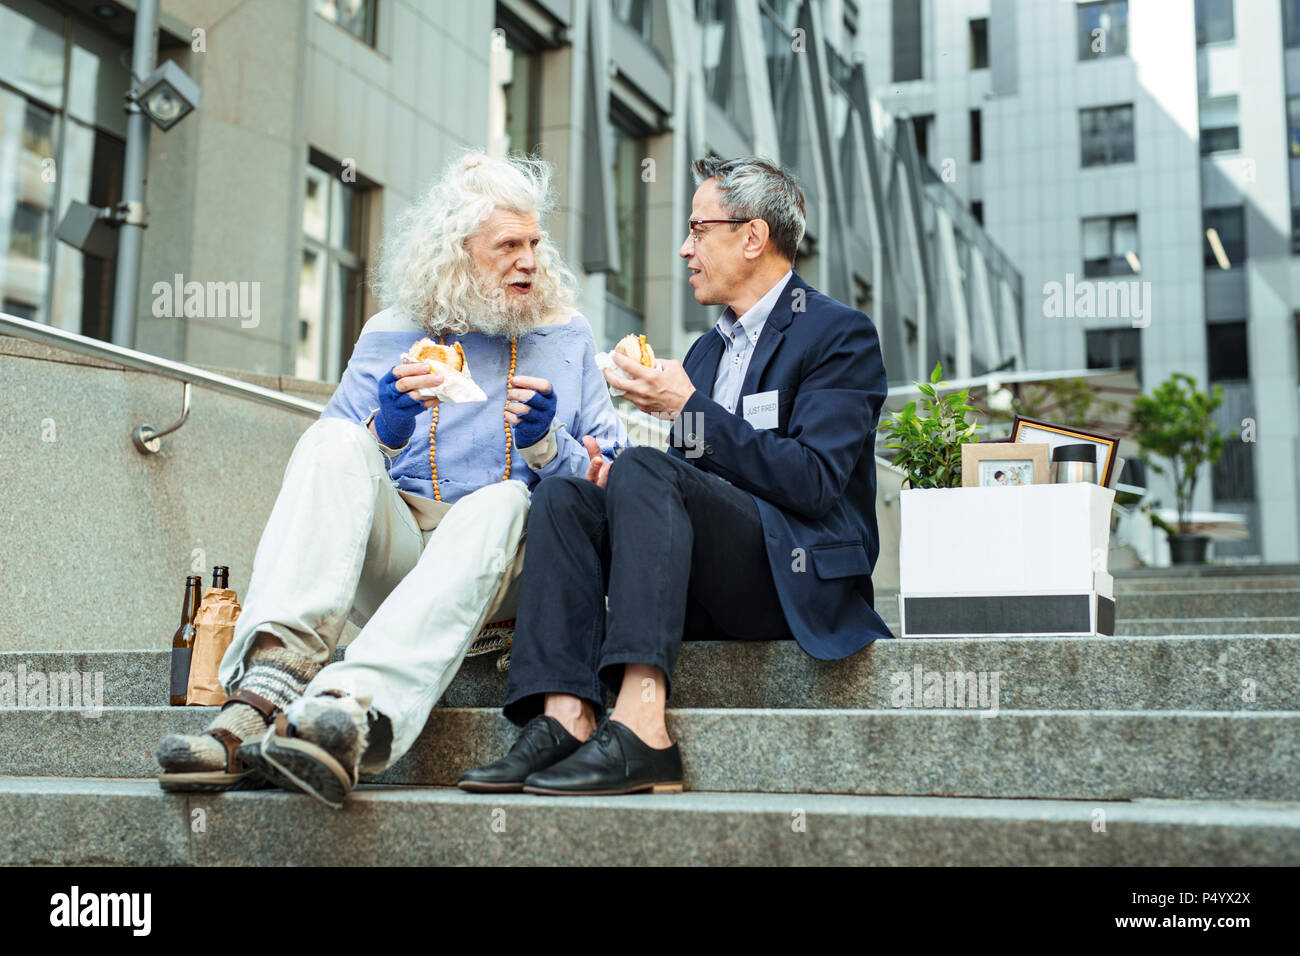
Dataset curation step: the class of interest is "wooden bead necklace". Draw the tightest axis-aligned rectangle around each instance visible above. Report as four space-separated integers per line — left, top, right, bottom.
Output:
427 336 518 502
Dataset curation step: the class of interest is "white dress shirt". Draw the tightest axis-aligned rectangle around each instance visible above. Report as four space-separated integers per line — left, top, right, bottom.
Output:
710 270 793 414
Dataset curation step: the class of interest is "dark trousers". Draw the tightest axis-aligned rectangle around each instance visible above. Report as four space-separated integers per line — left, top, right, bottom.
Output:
502 445 794 726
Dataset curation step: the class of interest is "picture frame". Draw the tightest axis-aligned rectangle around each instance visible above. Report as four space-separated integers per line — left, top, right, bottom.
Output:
961 442 1050 488
1009 416 1121 488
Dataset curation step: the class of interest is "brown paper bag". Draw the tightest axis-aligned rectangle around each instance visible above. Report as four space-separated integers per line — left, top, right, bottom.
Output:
186 587 241 706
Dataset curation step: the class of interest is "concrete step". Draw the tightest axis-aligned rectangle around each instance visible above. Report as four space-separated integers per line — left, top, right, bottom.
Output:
1113 618 1300 635
7 706 1298 800
1114 576 1300 593
2 777 1297 866
7 634 1297 710
1110 589 1300 618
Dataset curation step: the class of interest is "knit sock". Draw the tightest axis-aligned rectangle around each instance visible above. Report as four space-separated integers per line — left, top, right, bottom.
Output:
281 692 370 780
155 642 321 773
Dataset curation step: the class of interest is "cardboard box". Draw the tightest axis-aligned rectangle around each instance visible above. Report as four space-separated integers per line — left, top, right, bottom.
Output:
897 483 1116 637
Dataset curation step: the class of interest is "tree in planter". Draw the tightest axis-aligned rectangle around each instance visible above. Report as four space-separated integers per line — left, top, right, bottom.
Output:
1129 372 1235 534
880 362 982 488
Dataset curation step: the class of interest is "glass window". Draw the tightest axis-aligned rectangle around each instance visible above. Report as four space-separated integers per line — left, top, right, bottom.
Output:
1078 1 1129 60
760 1 797 116
314 0 377 46
912 113 933 163
298 156 370 381
1204 206 1246 269
970 109 982 163
698 0 733 112
1207 321 1248 380
1195 0 1234 44
892 0 923 81
969 18 988 69
1082 214 1139 277
1286 0 1300 47
1199 95 1239 154
488 28 542 159
1080 104 1135 167
607 122 647 314
613 0 653 42
0 5 66 107
0 91 57 326
1086 328 1142 385
1288 95 1300 158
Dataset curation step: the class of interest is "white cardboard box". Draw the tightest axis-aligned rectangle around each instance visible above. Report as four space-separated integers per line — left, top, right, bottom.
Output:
897 483 1117 637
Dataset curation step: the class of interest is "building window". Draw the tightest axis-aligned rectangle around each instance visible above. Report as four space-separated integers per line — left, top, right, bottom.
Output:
1208 321 1253 500
1086 328 1142 385
613 0 653 41
489 26 542 158
0 4 130 340
1204 206 1246 270
971 200 984 225
1195 0 1234 44
969 18 988 69
314 0 377 46
1082 215 1139 277
1207 321 1249 381
1286 0 1300 47
892 0 923 81
698 0 736 115
299 155 371 382
911 113 933 163
1080 104 1135 167
1199 95 1239 154
970 109 982 163
1077 1 1128 60
760 1 798 117
606 121 647 315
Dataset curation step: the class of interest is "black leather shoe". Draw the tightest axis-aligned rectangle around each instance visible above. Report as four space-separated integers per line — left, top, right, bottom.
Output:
457 715 583 793
522 718 684 795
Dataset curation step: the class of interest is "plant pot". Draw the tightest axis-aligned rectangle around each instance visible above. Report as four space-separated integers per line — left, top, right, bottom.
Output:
1168 533 1209 565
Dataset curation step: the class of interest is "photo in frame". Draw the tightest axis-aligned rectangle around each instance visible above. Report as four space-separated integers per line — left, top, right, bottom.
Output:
1009 416 1121 488
961 442 1050 488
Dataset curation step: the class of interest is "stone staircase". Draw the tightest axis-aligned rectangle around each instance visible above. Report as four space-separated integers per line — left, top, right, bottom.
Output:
2 566 1298 865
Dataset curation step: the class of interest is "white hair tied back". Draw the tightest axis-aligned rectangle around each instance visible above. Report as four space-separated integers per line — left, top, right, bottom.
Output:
373 150 577 335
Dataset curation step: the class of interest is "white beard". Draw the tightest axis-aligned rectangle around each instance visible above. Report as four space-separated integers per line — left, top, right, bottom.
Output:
462 276 548 339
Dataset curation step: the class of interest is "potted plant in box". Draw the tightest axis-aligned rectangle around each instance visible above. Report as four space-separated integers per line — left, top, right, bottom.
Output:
1129 372 1234 565
880 362 982 488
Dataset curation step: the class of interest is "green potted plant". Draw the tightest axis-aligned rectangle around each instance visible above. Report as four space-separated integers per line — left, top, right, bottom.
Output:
881 361 982 488
1129 372 1234 565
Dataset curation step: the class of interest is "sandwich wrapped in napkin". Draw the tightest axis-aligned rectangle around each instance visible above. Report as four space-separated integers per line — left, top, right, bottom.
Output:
402 337 487 404
596 334 657 397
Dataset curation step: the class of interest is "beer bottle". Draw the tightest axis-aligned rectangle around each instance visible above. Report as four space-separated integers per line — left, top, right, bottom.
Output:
169 575 203 706
212 566 229 590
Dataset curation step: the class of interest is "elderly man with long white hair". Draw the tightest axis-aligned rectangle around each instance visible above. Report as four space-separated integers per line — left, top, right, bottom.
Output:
154 153 627 807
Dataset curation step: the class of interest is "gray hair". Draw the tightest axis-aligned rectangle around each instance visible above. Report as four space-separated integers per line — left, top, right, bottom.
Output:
691 156 806 262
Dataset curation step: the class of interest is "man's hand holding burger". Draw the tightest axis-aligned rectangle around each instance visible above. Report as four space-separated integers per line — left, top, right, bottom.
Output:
606 350 695 420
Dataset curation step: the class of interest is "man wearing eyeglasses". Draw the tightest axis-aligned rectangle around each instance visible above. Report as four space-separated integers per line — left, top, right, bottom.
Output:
459 156 891 796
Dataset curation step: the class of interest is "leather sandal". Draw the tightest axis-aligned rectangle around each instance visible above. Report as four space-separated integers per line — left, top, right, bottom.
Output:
242 703 359 810
156 690 281 793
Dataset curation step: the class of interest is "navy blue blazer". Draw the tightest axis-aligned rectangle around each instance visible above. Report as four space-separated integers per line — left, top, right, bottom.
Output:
667 272 893 659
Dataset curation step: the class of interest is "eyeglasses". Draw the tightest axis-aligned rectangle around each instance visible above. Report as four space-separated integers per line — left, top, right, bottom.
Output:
685 218 750 243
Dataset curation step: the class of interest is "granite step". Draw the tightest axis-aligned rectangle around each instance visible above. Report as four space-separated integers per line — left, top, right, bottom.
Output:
5 634 1297 709
1 777 1297 866
7 706 1298 800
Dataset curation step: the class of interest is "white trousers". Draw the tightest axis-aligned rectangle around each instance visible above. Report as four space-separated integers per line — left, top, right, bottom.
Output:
219 417 529 774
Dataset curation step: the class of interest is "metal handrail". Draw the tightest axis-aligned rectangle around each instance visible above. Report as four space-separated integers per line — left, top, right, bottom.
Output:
1 312 324 452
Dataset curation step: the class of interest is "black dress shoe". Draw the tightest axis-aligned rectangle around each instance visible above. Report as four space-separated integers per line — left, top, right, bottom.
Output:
457 715 583 793
522 718 683 796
